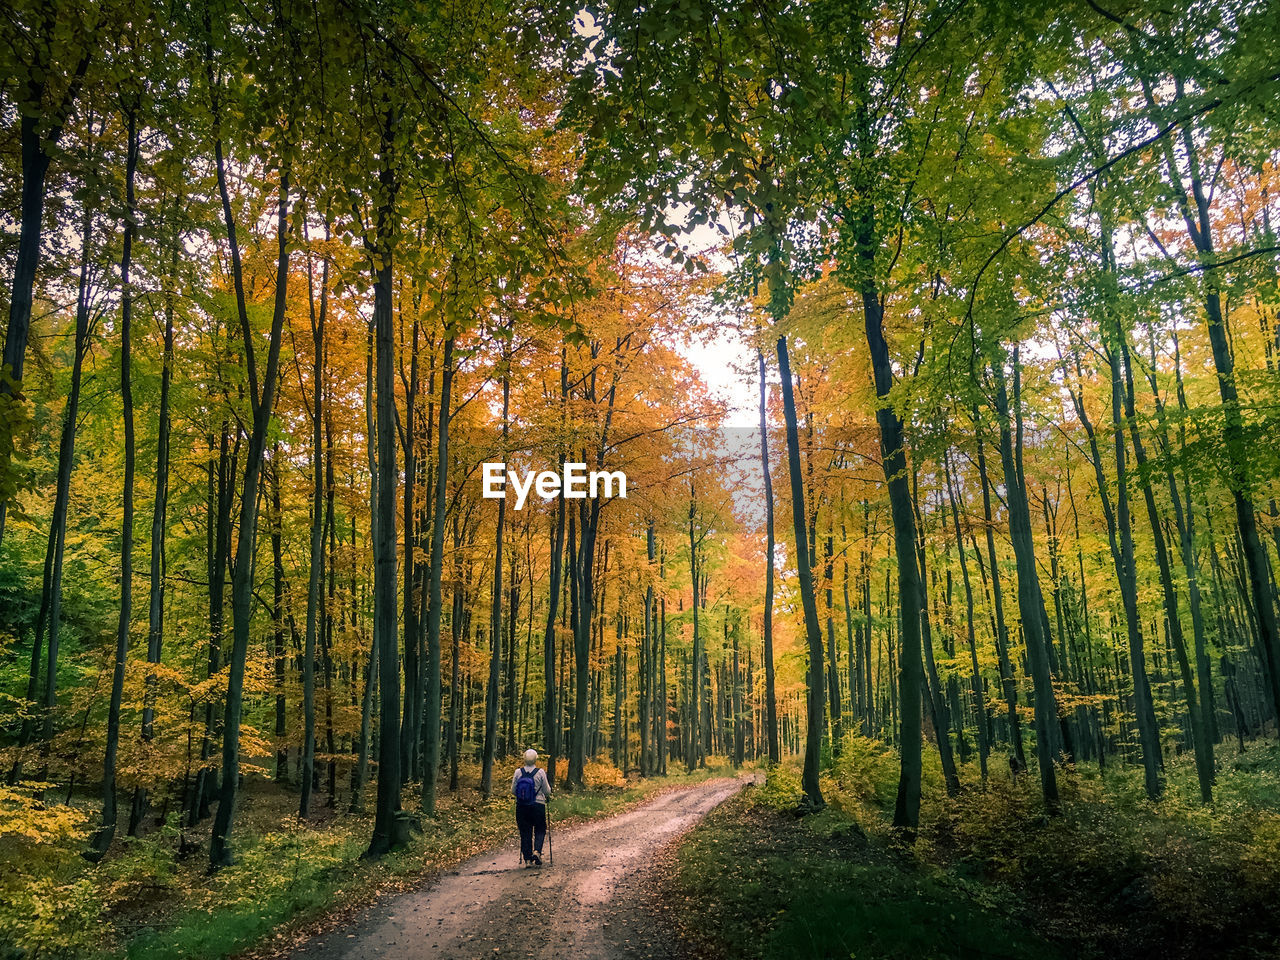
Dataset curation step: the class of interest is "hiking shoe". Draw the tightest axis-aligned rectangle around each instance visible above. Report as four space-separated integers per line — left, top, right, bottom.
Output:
530 854 542 866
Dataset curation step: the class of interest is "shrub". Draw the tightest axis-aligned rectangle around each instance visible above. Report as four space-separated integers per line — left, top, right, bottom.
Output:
583 760 626 790
827 734 900 811
0 784 97 959
754 765 804 811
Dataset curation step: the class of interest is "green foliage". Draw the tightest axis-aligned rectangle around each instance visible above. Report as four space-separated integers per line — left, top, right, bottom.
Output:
754 765 805 812
672 791 1062 960
825 734 901 813
0 784 97 959
0 768 722 960
702 747 1280 960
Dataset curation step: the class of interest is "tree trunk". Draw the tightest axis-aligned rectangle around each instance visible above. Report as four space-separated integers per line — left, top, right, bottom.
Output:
0 48 91 545
270 456 288 785
913 479 960 797
130 219 178 830
686 490 703 770
1119 336 1211 800
364 104 402 857
191 417 232 827
208 155 294 867
991 355 1060 811
350 621 378 813
421 335 453 814
322 431 338 805
824 528 843 756
541 348 566 784
568 356 614 785
640 522 654 775
1164 331 1218 755
975 422 1024 768
8 196 96 787
944 450 989 779
1145 79 1280 724
400 315 420 785
775 335 826 809
505 564 519 756
90 108 139 859
659 579 668 774
853 273 922 830
732 621 744 766
300 244 328 819
481 363 509 798
758 352 781 764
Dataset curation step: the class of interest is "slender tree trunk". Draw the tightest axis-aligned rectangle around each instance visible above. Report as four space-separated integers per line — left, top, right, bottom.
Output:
758 354 781 764
732 621 744 766
8 197 96 787
208 154 294 867
1120 335 1209 800
481 363 509 797
364 104 402 857
1164 332 1219 756
569 470 609 783
842 521 858 733
0 47 91 545
299 246 328 819
322 433 338 805
400 316 420 784
568 512 587 786
640 522 654 775
130 219 177 830
992 355 1060 811
975 423 1024 768
776 336 826 809
270 456 288 784
90 109 139 859
686 491 703 770
944 450 989 779
914 480 960 796
659 574 668 774
1147 81 1280 722
191 419 231 826
505 564 519 755
543 355 567 784
448 569 464 791
853 273 921 829
824 528 843 756
421 335 452 814
612 626 624 768
350 621 378 813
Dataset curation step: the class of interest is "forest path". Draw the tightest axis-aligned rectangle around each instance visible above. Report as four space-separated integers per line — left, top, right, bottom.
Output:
292 774 753 960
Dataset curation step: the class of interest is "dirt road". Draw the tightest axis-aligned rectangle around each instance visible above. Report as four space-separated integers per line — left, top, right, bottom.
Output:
293 776 750 960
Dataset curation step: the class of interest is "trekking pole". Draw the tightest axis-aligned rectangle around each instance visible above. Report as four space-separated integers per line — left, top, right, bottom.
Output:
546 804 552 866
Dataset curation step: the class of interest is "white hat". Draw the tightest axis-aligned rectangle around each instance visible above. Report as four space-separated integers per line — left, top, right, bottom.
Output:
524 748 538 763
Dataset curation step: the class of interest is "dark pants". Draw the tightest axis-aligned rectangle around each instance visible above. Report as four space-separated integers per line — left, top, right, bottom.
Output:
516 802 546 861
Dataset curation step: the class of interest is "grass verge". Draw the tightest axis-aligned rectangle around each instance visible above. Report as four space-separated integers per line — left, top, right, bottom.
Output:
125 763 733 960
0 760 735 960
669 793 1061 960
665 738 1280 960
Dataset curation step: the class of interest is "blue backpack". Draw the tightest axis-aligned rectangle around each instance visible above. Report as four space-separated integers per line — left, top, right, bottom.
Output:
515 767 538 805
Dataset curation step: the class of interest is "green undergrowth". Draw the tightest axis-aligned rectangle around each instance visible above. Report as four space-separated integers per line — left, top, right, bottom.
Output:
0 760 733 960
672 793 1061 960
670 737 1280 960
